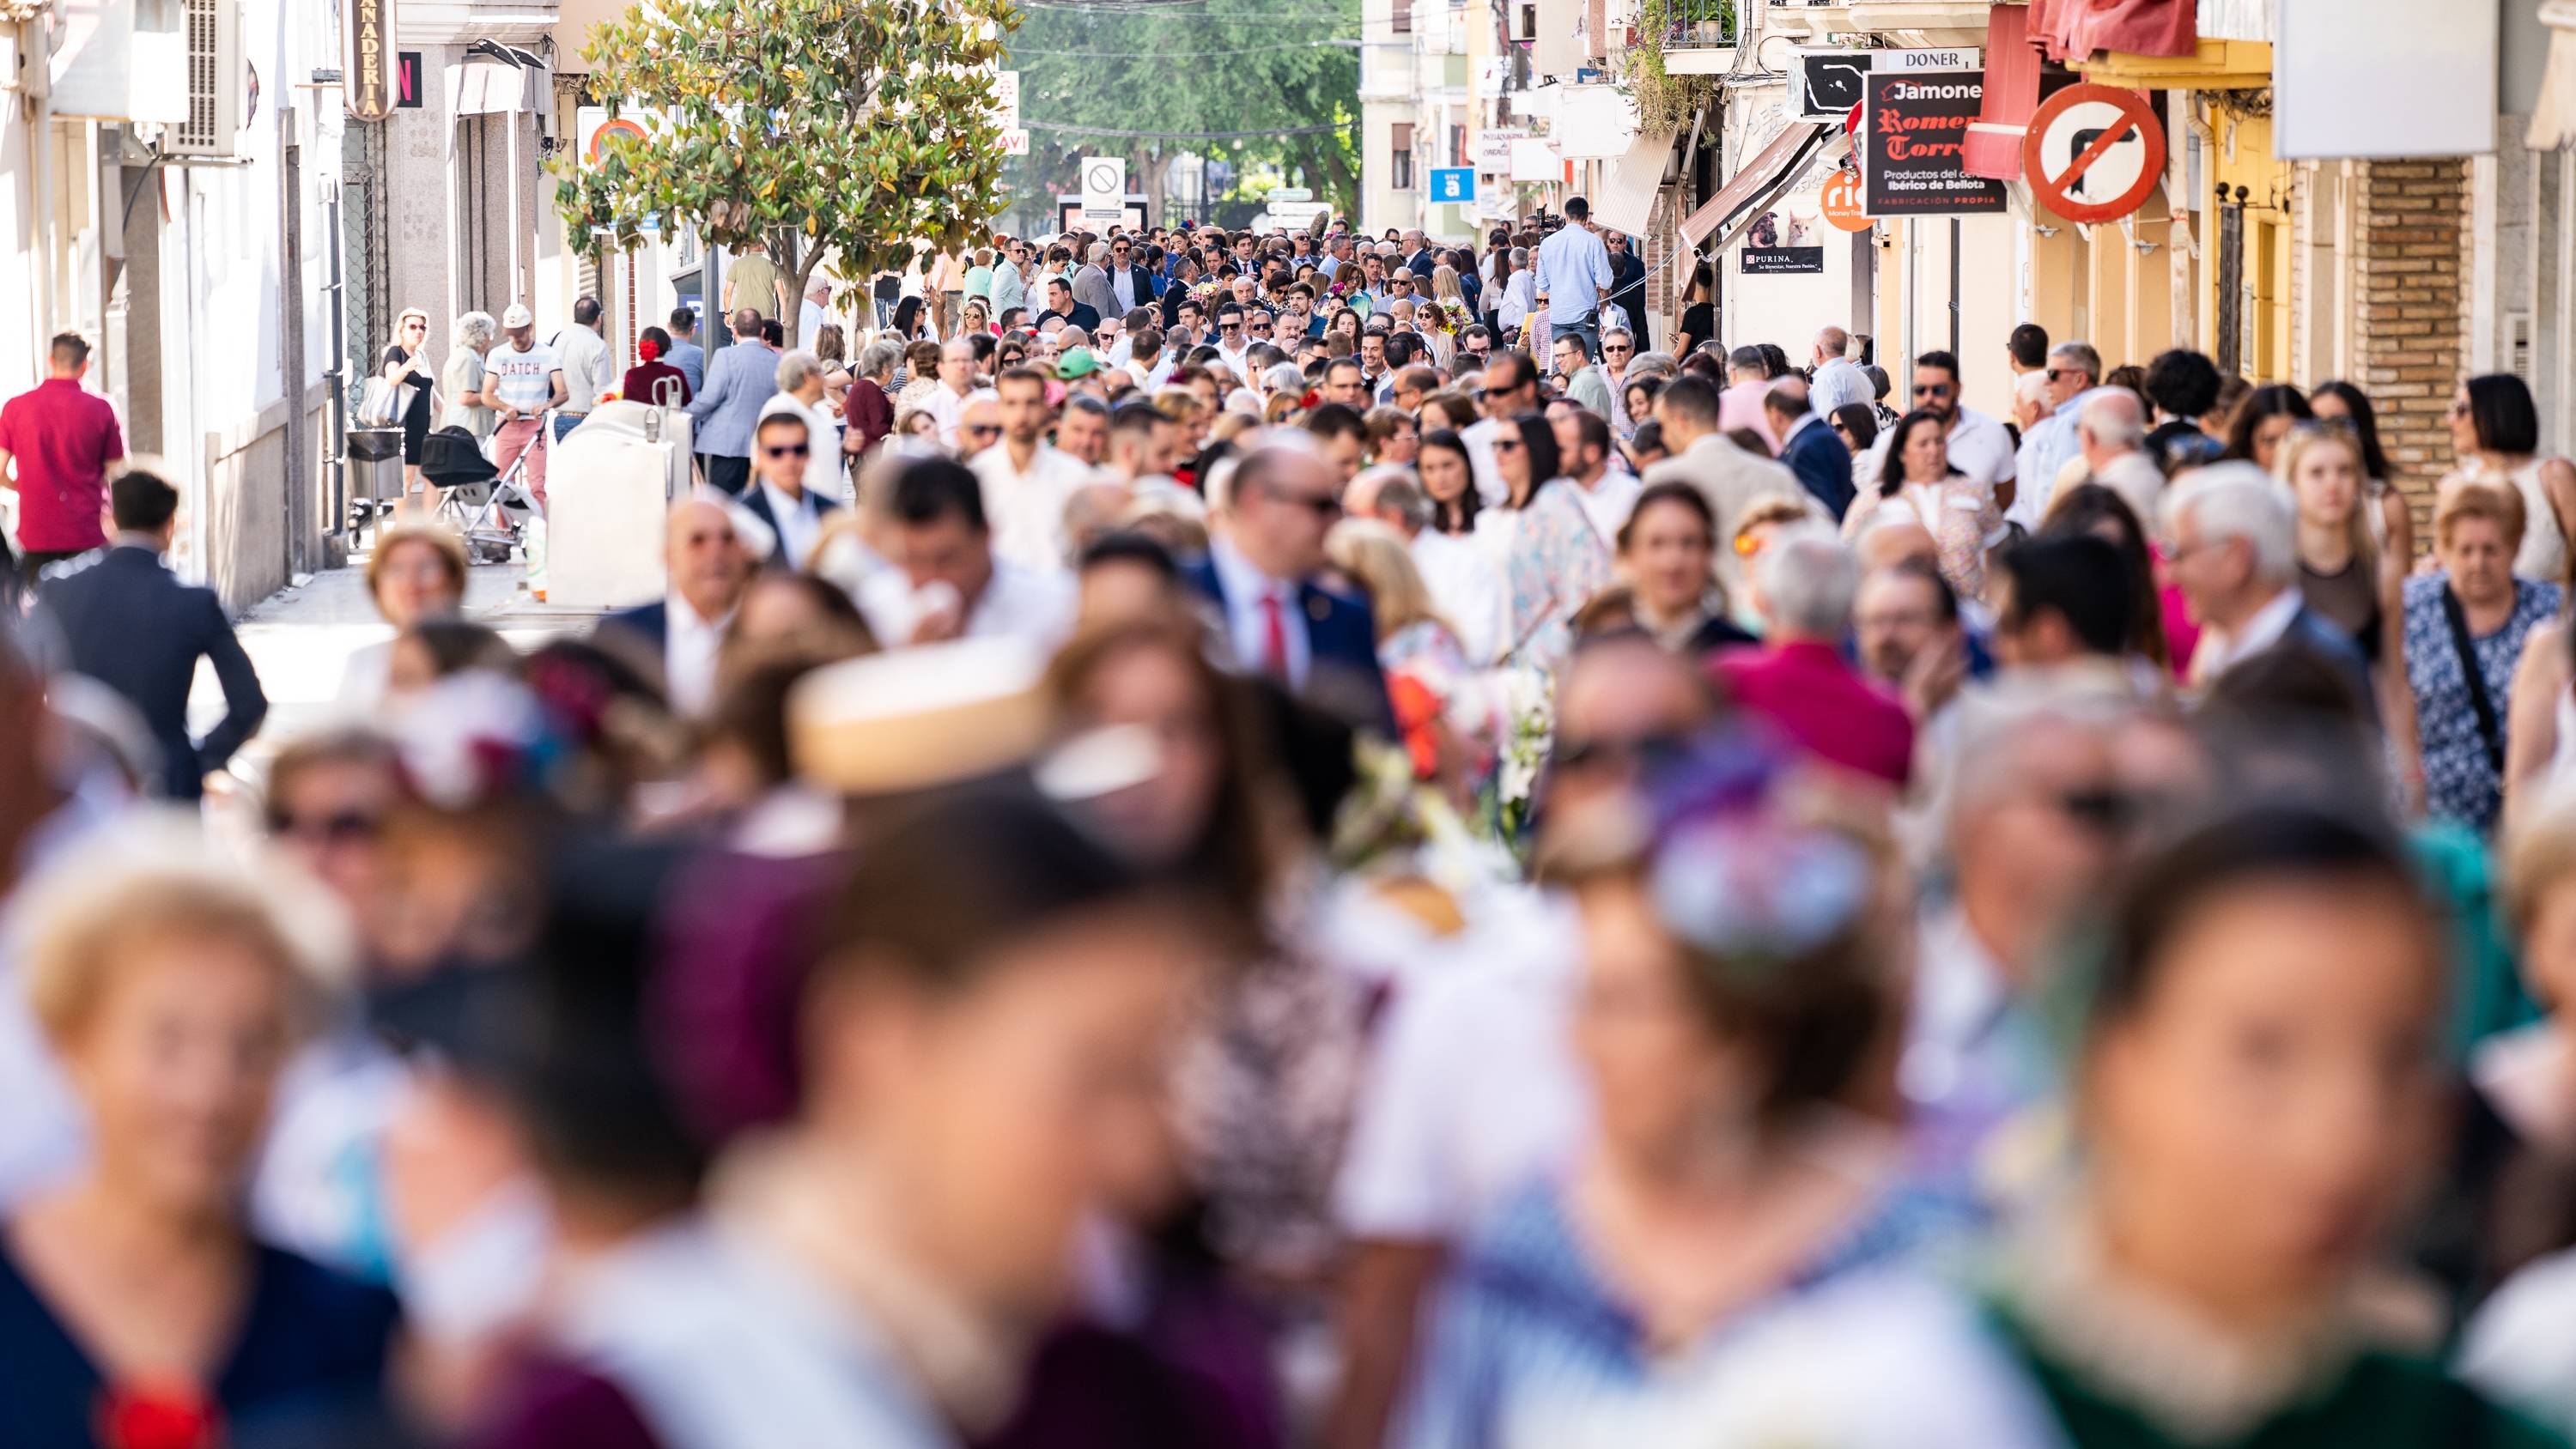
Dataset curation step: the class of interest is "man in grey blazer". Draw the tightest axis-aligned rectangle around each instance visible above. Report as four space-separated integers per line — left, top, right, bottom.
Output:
1072 242 1116 323
685 308 780 496
1638 373 1814 597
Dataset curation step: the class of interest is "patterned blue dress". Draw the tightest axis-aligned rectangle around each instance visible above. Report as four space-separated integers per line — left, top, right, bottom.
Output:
1396 1178 2043 1449
2401 575 2561 834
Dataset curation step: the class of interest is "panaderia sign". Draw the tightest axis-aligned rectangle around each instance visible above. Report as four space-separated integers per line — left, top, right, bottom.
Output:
1863 72 2006 215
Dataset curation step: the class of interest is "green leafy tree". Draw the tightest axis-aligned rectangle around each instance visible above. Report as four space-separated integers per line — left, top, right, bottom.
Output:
1005 0 1359 224
558 0 1020 303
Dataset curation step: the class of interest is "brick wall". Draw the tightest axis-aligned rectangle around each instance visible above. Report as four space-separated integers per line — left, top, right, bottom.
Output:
2350 158 2468 539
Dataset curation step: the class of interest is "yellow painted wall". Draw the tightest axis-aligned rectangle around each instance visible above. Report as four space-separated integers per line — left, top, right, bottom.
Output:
2202 105 2298 382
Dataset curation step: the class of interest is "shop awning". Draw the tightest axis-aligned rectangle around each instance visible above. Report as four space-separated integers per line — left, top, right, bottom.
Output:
1594 128 1677 235
2533 1 2576 150
1965 3 2039 179
449 40 545 115
2028 0 2194 64
1679 120 1826 250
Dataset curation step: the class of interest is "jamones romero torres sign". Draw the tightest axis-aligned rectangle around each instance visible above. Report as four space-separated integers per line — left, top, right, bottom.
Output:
1863 71 2007 216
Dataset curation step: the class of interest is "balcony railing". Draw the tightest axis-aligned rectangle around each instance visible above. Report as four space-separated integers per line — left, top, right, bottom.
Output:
1657 0 1737 48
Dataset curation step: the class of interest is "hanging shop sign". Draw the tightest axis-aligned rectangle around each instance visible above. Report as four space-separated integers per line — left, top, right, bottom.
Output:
1475 127 1526 173
1820 167 1870 231
343 0 398 120
1863 71 2006 215
2021 82 2166 223
1797 46 1979 121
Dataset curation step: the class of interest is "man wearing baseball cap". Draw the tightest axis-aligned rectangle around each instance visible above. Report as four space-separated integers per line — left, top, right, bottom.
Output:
487 302 567 506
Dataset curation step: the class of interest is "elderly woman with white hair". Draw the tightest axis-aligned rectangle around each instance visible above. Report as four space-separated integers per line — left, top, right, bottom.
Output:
440 310 498 446
0 819 398 1442
761 349 851 504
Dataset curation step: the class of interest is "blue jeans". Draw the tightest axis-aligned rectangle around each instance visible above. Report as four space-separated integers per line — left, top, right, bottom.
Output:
552 412 585 443
1553 312 1601 364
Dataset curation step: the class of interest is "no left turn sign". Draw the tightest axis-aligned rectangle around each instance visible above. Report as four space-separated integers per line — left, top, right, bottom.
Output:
2021 82 2166 224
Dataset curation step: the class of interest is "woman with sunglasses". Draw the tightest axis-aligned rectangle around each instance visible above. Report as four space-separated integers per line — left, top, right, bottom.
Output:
1488 409 1613 671
380 307 440 510
2440 373 2576 591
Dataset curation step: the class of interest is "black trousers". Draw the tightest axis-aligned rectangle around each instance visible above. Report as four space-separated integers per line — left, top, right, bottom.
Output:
704 454 750 497
15 548 86 591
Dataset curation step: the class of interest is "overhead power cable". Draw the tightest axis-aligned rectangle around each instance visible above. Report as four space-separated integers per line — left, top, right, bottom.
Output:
1016 2 1359 19
1021 118 1356 138
1008 36 1359 56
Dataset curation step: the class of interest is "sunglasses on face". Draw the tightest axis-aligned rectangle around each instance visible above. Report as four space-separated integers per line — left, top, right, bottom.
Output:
965 423 1003 439
1551 731 1686 773
1914 382 1953 397
1220 321 1241 331
1493 437 1524 452
763 443 811 458
1266 487 1342 518
1603 344 1631 355
2044 368 2082 382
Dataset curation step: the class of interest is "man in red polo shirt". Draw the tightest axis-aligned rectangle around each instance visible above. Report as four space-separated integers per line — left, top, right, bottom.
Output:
0 333 125 587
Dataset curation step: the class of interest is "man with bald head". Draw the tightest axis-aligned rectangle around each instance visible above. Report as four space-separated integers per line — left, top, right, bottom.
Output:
1809 324 1872 417
598 495 757 715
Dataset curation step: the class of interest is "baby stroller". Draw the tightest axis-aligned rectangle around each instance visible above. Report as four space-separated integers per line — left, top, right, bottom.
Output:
419 422 539 565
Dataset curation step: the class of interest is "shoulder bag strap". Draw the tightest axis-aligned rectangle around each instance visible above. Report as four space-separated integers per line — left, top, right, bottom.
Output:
2440 583 2508 776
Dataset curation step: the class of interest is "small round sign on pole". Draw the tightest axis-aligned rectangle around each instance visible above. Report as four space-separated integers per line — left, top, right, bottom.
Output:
1820 169 1869 232
2021 82 2166 224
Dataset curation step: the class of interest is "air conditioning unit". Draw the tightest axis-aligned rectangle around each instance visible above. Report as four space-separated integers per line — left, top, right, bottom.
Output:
167 0 240 158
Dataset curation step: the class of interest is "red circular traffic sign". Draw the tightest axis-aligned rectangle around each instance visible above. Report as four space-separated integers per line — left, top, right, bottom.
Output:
2021 82 2166 224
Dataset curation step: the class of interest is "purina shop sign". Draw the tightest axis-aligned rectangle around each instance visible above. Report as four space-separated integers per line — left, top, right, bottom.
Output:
1862 72 2007 215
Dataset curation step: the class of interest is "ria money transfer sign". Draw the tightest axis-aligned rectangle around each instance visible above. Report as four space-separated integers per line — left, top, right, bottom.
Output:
1863 72 2007 215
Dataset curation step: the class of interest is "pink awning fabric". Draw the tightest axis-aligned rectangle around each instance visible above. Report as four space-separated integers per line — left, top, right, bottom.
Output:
2026 0 2195 64
1965 3 2041 179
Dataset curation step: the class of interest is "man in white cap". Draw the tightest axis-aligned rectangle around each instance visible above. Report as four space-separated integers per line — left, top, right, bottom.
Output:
487 302 567 505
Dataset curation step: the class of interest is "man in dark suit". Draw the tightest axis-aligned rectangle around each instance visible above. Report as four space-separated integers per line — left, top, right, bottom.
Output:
2165 464 2376 717
1181 439 1391 732
1102 234 1157 317
37 470 266 800
737 411 842 570
597 494 756 715
1765 381 1856 519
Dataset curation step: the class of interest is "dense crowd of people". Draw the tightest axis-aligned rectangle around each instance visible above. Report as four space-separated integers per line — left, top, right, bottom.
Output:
10 197 2576 1449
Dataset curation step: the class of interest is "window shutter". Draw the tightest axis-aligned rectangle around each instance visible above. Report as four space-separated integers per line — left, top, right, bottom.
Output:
1393 0 1413 33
